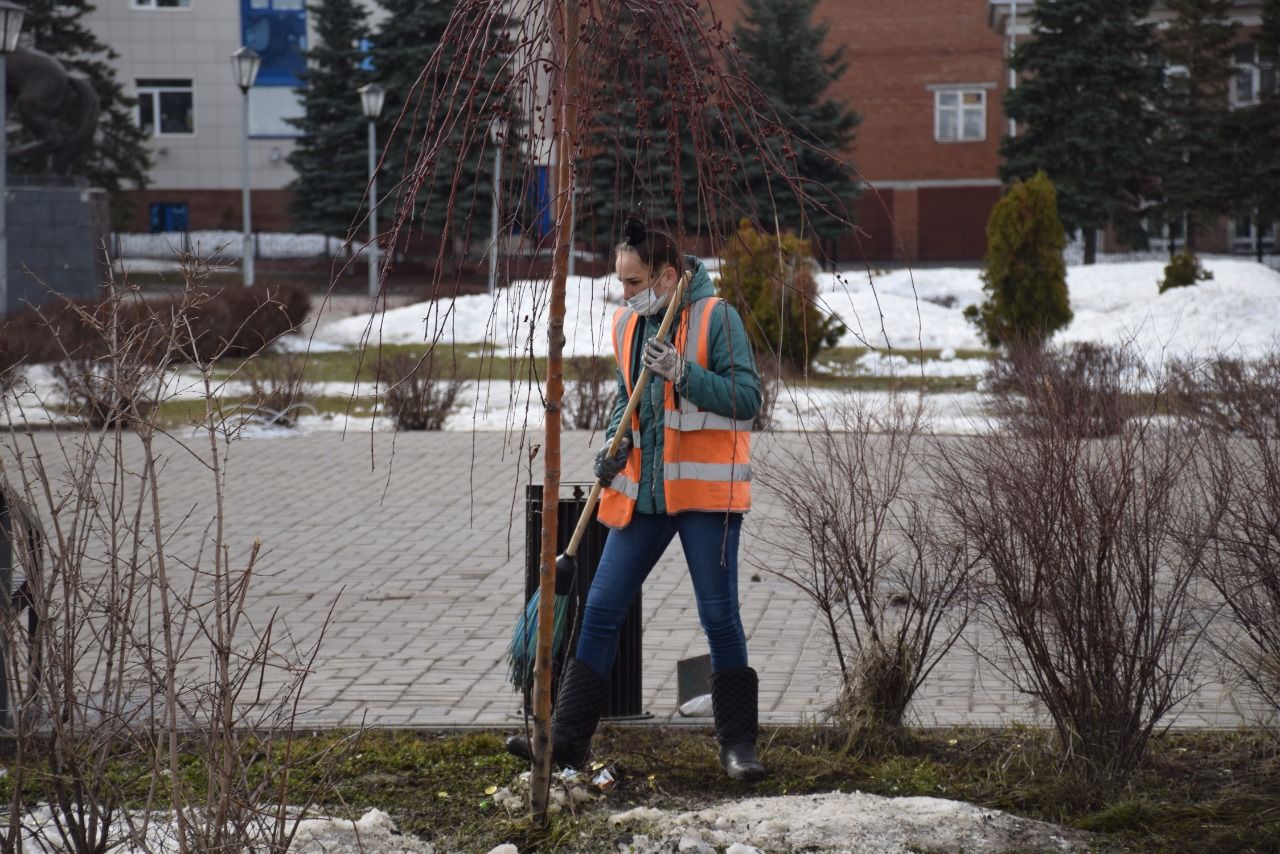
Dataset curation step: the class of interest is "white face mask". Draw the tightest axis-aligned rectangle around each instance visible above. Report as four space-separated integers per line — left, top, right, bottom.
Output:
626 286 669 316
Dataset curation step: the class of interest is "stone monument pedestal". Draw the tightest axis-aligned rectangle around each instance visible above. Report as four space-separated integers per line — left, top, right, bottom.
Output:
5 176 110 315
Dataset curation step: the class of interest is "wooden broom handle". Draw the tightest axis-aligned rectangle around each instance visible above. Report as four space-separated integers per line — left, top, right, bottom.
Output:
562 270 692 559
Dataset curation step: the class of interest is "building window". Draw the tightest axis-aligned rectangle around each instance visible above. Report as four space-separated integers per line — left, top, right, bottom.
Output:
1231 215 1278 252
133 1 191 8
935 89 986 143
137 79 194 136
1143 214 1185 253
1232 43 1277 107
149 203 189 234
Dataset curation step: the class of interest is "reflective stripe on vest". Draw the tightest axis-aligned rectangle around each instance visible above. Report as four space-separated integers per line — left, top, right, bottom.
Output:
664 461 753 482
607 472 640 499
598 304 646 527
597 296 752 528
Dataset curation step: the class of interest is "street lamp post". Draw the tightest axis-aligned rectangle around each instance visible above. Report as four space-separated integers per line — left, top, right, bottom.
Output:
1008 1 1018 139
0 2 27 318
231 46 261 287
358 83 385 307
488 118 506 296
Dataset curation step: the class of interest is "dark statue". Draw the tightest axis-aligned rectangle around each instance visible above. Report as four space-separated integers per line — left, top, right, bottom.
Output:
4 46 99 176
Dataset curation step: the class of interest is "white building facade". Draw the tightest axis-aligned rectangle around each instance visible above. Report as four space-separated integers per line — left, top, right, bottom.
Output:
81 0 382 232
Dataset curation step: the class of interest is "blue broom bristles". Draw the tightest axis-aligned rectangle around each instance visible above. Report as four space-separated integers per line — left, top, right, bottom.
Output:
507 589 571 687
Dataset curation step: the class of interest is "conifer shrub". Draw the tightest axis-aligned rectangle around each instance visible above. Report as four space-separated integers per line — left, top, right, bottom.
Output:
716 219 843 373
965 171 1071 348
1159 249 1213 294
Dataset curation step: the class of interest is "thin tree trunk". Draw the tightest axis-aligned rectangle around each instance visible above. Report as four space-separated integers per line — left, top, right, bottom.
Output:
531 0 578 821
1084 228 1097 265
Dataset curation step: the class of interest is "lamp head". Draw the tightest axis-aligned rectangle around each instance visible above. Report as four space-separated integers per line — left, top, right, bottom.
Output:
230 46 262 93
359 83 386 120
0 2 27 55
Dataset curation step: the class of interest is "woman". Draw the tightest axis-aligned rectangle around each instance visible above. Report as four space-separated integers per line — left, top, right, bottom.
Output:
508 219 764 781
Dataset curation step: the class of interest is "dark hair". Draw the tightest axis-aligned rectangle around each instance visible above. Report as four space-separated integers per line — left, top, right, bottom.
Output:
616 219 684 275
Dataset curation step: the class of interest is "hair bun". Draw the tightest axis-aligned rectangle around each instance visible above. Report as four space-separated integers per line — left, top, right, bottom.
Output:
623 214 647 247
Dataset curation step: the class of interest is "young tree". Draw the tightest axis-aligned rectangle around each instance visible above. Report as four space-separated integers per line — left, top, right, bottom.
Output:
14 0 151 227
286 0 372 237
371 0 509 251
1000 0 1161 264
966 171 1071 349
733 0 860 244
1154 0 1238 254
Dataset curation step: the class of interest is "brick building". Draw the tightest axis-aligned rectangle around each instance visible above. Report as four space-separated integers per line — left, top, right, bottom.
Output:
86 1 1269 260
991 0 1279 256
88 0 1012 261
710 0 1013 262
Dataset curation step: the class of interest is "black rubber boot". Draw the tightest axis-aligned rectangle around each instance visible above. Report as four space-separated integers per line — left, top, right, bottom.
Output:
505 658 608 769
710 666 767 782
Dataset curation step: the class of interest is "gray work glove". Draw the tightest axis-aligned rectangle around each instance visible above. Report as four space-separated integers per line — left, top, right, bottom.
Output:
593 434 633 484
642 337 686 383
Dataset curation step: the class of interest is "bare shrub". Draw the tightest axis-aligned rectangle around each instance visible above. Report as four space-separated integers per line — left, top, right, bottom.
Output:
50 354 160 429
986 342 1143 438
1179 354 1280 724
1168 353 1280 438
381 351 465 431
937 365 1207 787
240 353 317 428
756 395 973 748
0 279 309 372
0 357 22 395
0 275 346 851
561 356 615 430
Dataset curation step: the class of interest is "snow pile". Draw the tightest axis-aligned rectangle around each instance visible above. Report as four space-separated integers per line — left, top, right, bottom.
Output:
314 259 1280 365
608 791 1091 854
319 276 621 358
289 808 436 853
15 807 434 854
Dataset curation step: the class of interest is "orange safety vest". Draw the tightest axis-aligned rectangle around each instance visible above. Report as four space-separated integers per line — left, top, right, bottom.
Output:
597 296 753 529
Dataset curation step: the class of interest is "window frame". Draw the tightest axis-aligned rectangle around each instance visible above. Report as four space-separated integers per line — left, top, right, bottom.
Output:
932 87 988 144
1230 215 1278 253
136 78 196 137
1231 42 1277 108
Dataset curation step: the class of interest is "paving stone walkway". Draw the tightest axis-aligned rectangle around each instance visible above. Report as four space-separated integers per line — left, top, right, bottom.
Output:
3 430 1261 731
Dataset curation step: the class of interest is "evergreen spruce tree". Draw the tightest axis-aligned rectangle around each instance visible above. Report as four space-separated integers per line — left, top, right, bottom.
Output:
1000 0 1161 264
578 10 706 249
733 0 860 242
371 0 509 245
1154 0 1238 253
14 0 151 227
286 0 372 237
1243 0 1280 259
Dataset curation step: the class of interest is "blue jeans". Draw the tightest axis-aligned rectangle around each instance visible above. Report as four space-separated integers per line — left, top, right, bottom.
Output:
574 511 748 680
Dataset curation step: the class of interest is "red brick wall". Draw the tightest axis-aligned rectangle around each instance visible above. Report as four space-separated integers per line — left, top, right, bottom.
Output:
708 0 1007 183
919 185 1002 259
843 189 896 261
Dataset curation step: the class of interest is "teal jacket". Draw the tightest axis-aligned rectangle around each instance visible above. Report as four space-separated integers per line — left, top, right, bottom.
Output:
605 257 761 515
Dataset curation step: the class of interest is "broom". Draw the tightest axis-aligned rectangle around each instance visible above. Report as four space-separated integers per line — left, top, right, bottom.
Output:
506 269 691 688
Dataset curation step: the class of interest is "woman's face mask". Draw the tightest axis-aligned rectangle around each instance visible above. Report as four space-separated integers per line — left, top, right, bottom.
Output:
625 286 669 316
